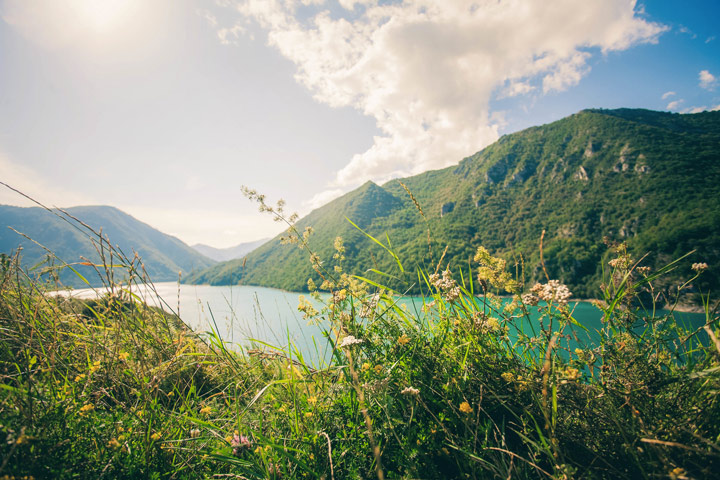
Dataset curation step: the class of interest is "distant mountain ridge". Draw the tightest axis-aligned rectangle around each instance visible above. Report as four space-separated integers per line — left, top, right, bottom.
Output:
0 205 216 287
191 239 269 262
185 108 720 299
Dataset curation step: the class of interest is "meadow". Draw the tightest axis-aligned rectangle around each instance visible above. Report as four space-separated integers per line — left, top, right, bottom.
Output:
0 197 718 479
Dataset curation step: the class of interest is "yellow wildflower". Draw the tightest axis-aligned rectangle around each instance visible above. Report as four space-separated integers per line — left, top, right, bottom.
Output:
89 360 101 374
199 406 212 415
398 334 410 346
362 362 371 372
118 352 130 361
79 404 95 415
107 438 121 449
459 401 473 414
74 373 86 382
374 365 384 375
304 412 313 419
501 372 514 382
307 396 317 405
151 432 162 441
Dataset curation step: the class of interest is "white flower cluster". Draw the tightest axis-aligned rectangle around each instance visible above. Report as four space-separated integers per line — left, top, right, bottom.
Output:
429 269 461 301
339 335 364 348
525 280 572 306
692 262 709 272
401 386 420 396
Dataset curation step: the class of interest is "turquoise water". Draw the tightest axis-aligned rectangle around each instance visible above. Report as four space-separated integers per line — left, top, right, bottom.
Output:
64 282 708 363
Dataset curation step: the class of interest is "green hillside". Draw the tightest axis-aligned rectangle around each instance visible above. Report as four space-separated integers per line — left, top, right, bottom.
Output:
186 108 720 300
0 205 215 287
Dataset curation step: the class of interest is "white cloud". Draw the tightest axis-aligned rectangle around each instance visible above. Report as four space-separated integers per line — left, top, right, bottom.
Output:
498 80 536 99
211 0 667 200
686 104 720 113
661 91 675 100
666 99 684 110
304 188 346 211
699 70 717 90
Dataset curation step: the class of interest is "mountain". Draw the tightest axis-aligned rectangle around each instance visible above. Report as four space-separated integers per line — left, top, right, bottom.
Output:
185 108 720 299
0 205 216 287
191 238 269 262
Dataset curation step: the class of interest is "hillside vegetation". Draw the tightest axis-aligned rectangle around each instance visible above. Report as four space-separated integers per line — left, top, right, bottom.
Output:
1 212 718 479
0 204 215 287
187 108 720 303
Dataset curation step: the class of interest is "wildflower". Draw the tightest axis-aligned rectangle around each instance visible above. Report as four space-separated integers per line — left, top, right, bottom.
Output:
459 401 473 414
297 295 319 320
232 433 252 456
692 262 709 272
305 412 313 419
107 438 121 449
74 373 86 382
397 334 410 346
199 406 212 415
430 269 462 301
474 247 516 292
529 280 572 306
118 352 130 361
151 432 162 441
307 396 317 405
79 404 95 415
669 467 686 479
563 367 580 382
362 362 371 372
501 372 514 383
422 300 436 313
190 429 201 438
89 360 101 374
373 364 384 375
521 293 540 306
339 335 363 348
636 266 651 276
332 288 347 303
401 386 420 396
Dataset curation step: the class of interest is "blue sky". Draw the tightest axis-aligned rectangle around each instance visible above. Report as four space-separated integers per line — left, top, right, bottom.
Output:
0 0 718 247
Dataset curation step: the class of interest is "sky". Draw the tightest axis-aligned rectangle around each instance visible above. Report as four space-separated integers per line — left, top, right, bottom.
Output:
0 0 718 248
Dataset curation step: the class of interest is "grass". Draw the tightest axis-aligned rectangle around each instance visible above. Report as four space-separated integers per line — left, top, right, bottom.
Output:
0 197 719 479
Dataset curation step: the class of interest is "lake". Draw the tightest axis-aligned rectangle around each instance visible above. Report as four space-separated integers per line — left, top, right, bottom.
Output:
62 282 708 365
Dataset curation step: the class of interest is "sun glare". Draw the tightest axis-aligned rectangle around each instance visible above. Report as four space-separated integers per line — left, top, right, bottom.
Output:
72 0 137 33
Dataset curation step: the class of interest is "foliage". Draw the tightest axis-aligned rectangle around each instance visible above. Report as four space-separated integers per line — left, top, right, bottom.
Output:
186 108 720 305
1 201 719 479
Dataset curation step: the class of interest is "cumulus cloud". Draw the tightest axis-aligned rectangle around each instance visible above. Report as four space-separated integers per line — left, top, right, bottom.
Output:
211 0 667 199
666 99 684 111
699 70 717 90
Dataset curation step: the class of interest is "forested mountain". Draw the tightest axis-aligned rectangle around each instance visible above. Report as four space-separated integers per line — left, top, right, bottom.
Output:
187 108 720 299
0 205 215 287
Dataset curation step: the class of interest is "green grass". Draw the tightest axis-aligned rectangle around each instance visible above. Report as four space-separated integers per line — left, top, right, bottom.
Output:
1 199 719 479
